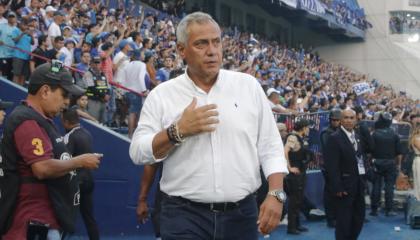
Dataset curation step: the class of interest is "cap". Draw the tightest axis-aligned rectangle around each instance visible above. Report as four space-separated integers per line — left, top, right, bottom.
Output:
63 26 73 31
7 12 16 18
99 32 111 41
266 88 280 97
64 38 77 45
0 99 13 110
119 39 132 50
45 6 57 12
29 62 85 96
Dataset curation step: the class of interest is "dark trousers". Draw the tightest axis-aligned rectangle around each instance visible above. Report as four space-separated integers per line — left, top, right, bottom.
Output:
151 187 162 237
370 159 397 212
335 178 365 240
160 193 258 240
80 179 99 240
286 173 306 231
322 170 336 224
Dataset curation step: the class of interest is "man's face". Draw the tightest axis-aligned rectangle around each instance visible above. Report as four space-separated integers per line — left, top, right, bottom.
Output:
340 110 356 131
0 5 5 15
177 21 222 82
82 43 91 52
81 52 91 64
55 40 64 49
41 86 70 118
31 0 40 9
164 57 173 69
330 118 340 128
8 16 16 25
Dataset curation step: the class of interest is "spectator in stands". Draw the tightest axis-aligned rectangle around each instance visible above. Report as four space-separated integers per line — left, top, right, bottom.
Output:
47 11 65 44
42 5 56 29
83 56 110 124
156 55 173 82
30 35 48 73
121 50 148 138
45 36 64 61
0 12 18 81
267 87 289 114
59 38 76 67
284 119 311 235
12 19 34 86
70 94 98 123
145 52 159 87
74 51 91 88
62 107 100 240
113 39 132 84
130 12 287 238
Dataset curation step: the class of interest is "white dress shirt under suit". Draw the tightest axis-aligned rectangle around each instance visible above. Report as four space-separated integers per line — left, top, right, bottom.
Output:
130 69 288 203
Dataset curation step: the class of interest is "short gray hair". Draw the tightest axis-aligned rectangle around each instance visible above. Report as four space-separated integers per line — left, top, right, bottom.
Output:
176 12 218 44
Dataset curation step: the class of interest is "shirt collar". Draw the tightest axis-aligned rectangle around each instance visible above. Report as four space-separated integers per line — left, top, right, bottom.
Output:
341 125 354 138
183 67 224 94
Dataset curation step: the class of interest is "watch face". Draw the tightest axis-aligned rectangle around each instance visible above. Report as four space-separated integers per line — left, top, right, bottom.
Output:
277 191 286 201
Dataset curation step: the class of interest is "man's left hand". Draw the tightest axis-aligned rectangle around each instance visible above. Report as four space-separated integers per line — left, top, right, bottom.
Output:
257 195 282 235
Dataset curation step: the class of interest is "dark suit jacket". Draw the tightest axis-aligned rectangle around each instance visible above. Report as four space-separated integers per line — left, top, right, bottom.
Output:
324 128 366 195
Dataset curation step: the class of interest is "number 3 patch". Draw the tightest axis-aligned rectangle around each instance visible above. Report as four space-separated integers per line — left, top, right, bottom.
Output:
31 138 45 156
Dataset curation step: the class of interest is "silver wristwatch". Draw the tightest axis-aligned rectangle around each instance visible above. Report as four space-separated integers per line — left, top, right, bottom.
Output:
267 189 287 203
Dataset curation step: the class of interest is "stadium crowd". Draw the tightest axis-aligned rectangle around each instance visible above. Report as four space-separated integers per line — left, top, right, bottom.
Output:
0 0 418 130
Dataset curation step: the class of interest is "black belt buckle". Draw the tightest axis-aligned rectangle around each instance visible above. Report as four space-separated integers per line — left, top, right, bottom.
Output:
209 202 238 212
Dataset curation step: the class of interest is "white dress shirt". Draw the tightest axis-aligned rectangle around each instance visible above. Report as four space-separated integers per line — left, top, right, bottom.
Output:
120 60 148 93
341 126 357 151
113 51 129 83
129 69 288 203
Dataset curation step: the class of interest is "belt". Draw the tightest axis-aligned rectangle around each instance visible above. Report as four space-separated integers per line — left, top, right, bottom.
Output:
163 193 254 212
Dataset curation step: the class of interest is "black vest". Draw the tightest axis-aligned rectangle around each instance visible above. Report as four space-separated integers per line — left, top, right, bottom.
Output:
286 133 307 171
86 69 109 100
0 103 79 234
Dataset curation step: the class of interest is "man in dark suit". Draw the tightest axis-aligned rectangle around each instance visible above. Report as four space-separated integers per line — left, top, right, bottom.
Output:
324 109 366 240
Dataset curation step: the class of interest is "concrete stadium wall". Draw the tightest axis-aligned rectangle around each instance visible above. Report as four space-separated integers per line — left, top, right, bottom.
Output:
316 0 420 98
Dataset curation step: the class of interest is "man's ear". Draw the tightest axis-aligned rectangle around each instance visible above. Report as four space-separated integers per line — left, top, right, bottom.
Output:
39 85 50 100
177 43 185 59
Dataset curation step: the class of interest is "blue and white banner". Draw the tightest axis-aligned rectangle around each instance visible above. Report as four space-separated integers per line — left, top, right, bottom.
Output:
299 0 326 14
353 82 372 96
281 0 298 8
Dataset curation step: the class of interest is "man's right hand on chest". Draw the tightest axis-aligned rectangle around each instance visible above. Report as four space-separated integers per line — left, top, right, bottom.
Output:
177 97 219 137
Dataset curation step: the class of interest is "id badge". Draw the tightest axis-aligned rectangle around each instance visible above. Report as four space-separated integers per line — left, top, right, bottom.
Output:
356 155 365 175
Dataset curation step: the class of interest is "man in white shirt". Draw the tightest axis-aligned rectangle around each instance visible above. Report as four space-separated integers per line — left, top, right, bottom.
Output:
47 11 64 46
266 88 288 114
129 12 288 239
120 50 148 138
112 39 132 84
